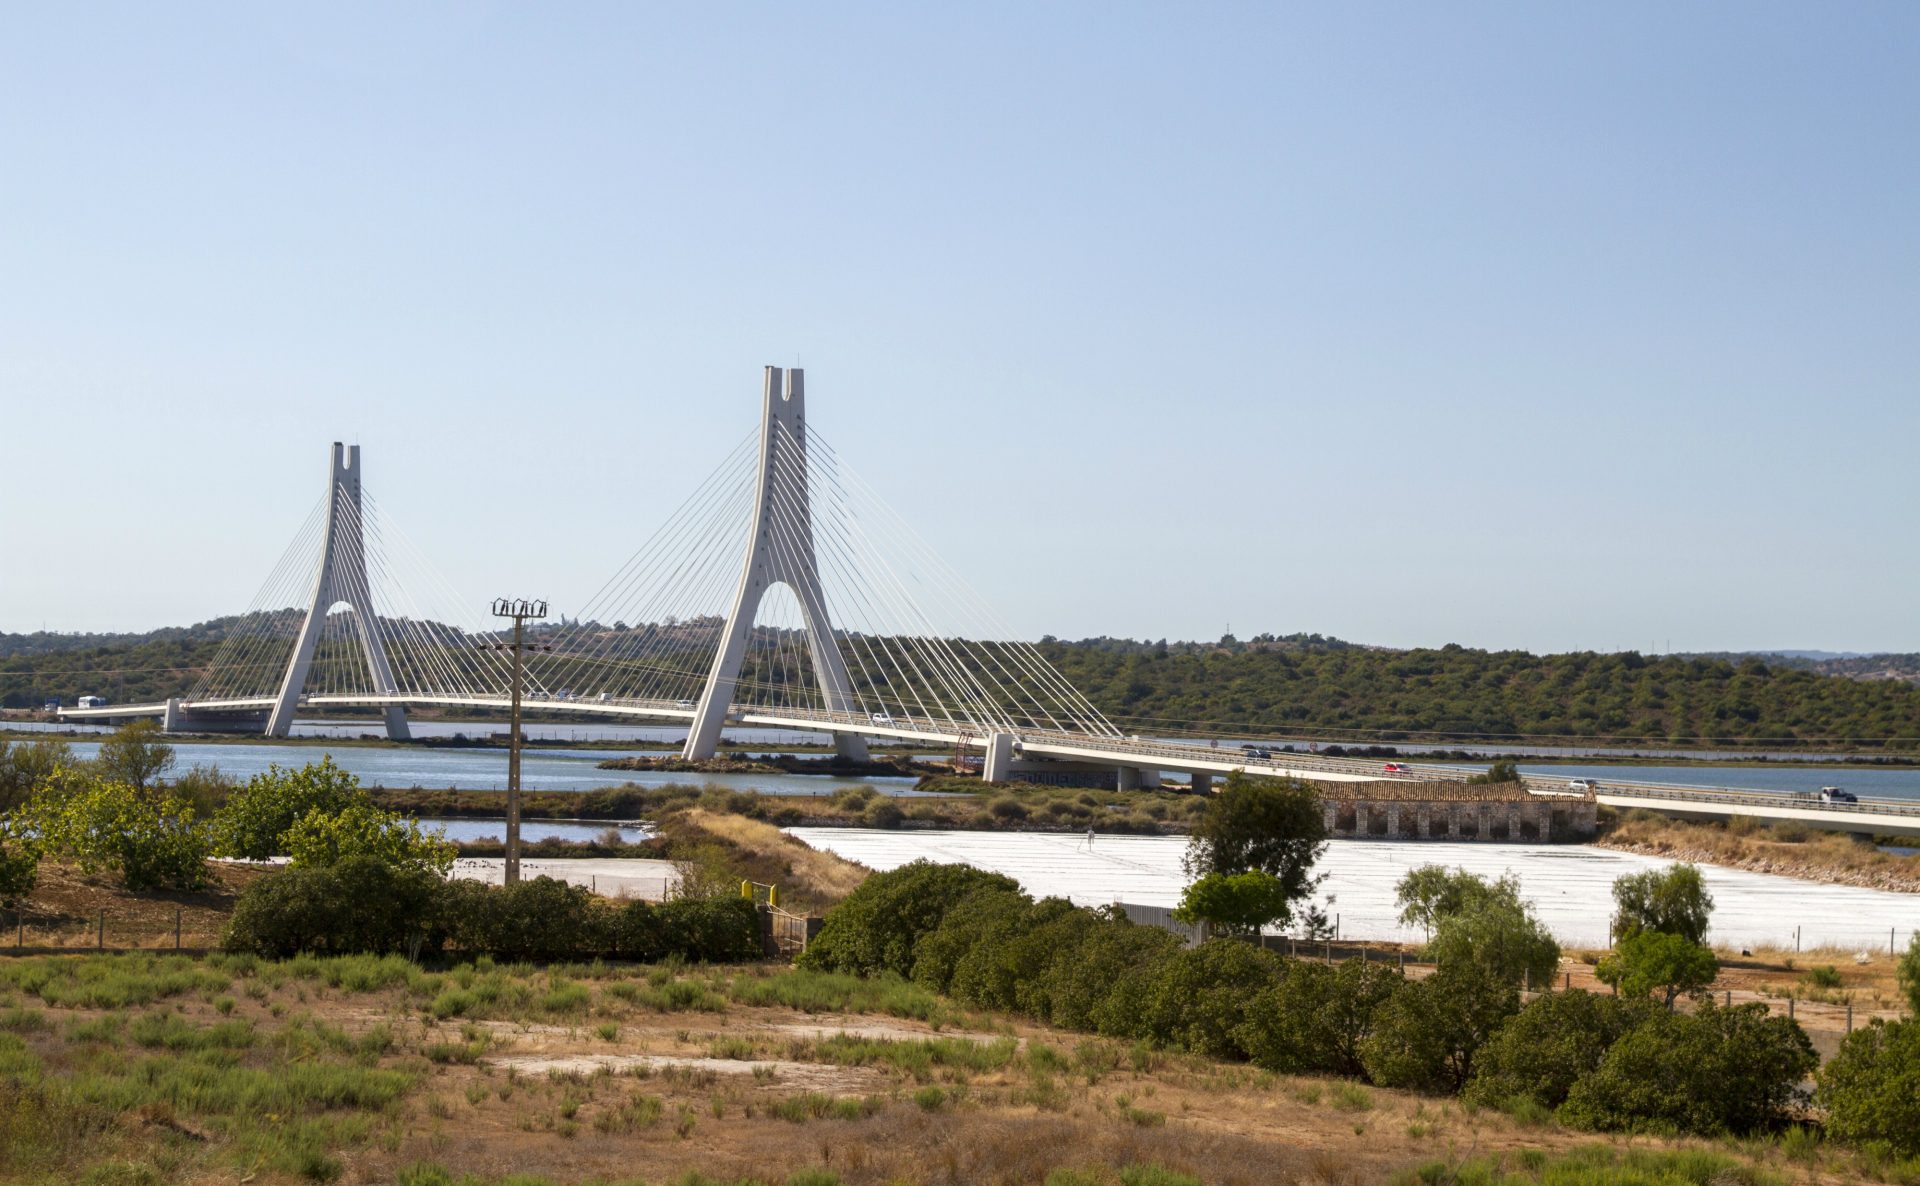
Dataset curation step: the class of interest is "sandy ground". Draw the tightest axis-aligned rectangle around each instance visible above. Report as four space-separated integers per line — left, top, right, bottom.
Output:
449 855 682 899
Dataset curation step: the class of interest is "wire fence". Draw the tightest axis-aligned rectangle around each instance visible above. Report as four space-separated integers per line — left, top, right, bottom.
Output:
5 907 224 953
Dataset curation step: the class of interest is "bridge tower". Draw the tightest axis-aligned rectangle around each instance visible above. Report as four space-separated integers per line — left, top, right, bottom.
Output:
683 368 870 762
264 443 410 740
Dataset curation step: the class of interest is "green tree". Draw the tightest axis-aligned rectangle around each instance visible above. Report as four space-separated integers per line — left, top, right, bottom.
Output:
170 764 233 818
1182 772 1325 931
223 855 449 957
799 860 1022 978
1464 990 1655 1110
1817 1019 1920 1156
1466 761 1522 785
93 720 175 792
1594 930 1718 1008
213 756 367 859
1124 938 1284 1059
282 803 455 877
1896 932 1920 1016
909 886 1034 996
1036 912 1182 1032
24 769 210 890
1174 870 1297 937
0 737 73 812
1559 1001 1815 1137
1427 894 1560 989
1394 866 1521 940
1239 957 1404 1078
1610 864 1713 945
0 818 37 906
1359 962 1519 1093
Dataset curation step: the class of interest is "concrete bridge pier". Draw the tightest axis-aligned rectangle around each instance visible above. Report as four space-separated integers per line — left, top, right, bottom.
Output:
1117 766 1160 791
1191 771 1213 795
982 733 1015 783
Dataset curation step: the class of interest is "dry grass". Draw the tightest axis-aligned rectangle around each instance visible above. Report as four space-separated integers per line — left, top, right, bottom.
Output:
0 950 1863 1186
675 809 872 904
1597 810 1920 891
3 860 265 950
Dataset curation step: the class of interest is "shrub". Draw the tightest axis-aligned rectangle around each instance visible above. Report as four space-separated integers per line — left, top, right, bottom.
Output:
1112 939 1283 1059
93 720 174 791
1037 913 1181 1032
988 797 1028 821
1896 933 1920 1014
799 861 1021 978
1173 870 1297 937
1394 866 1521 940
227 864 761 963
1817 1018 1920 1156
224 857 446 957
1611 864 1713 945
1238 957 1403 1078
26 770 210 890
656 895 762 963
1595 930 1718 1007
283 802 455 877
1559 1001 1816 1137
0 822 36 906
0 738 71 812
1466 761 1521 785
1426 894 1559 989
442 876 597 961
976 900 1111 1020
1464 990 1655 1110
213 757 366 859
908 887 1030 994
1359 963 1519 1093
863 799 904 828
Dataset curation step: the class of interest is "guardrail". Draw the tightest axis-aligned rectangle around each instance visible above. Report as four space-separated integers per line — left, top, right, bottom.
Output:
53 695 1918 820
1594 784 1920 818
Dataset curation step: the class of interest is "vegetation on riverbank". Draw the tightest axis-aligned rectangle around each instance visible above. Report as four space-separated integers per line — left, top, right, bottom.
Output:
595 754 942 778
1595 808 1920 893
371 780 1210 836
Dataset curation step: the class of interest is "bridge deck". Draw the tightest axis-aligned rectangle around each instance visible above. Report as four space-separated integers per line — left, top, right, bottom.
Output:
54 695 1920 834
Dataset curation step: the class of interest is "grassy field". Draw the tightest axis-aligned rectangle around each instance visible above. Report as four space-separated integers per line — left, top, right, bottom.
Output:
0 948 1877 1186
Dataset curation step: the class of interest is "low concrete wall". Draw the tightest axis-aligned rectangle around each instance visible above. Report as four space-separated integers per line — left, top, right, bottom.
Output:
1324 798 1596 842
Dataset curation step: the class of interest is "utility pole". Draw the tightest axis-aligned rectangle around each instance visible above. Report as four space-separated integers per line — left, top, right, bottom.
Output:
490 598 547 885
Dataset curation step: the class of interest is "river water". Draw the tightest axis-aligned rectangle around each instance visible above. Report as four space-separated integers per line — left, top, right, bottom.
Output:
19 733 1920 800
787 827 1919 951
48 740 919 796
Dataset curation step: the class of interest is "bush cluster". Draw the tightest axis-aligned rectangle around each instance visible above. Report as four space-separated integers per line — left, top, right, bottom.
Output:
224 857 761 963
801 861 1824 1141
23 768 211 890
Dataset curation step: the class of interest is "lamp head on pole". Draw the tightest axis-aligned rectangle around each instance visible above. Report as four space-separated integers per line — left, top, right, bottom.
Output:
492 598 547 620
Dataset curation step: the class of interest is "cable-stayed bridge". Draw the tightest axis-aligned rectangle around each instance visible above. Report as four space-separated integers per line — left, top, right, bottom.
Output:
54 367 1920 835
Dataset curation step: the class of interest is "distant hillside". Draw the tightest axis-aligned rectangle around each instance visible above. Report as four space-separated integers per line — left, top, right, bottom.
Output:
1802 653 1920 683
1042 639 1920 749
1682 651 1920 685
7 623 1920 749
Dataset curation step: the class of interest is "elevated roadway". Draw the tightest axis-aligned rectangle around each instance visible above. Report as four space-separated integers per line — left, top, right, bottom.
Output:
55 694 1920 836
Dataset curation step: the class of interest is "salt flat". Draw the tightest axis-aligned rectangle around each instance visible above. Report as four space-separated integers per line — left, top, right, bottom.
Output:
786 827 1918 951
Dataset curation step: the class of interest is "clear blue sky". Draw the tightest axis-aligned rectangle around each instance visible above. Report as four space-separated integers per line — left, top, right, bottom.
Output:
2 4 1915 653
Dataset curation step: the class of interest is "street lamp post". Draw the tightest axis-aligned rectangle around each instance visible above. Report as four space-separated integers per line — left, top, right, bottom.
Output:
490 598 547 885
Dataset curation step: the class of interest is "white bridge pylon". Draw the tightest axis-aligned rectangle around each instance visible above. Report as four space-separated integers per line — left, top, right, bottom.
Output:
683 368 868 762
266 443 410 740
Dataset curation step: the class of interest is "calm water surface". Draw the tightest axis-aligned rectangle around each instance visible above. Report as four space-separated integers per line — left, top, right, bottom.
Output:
55 740 923 796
